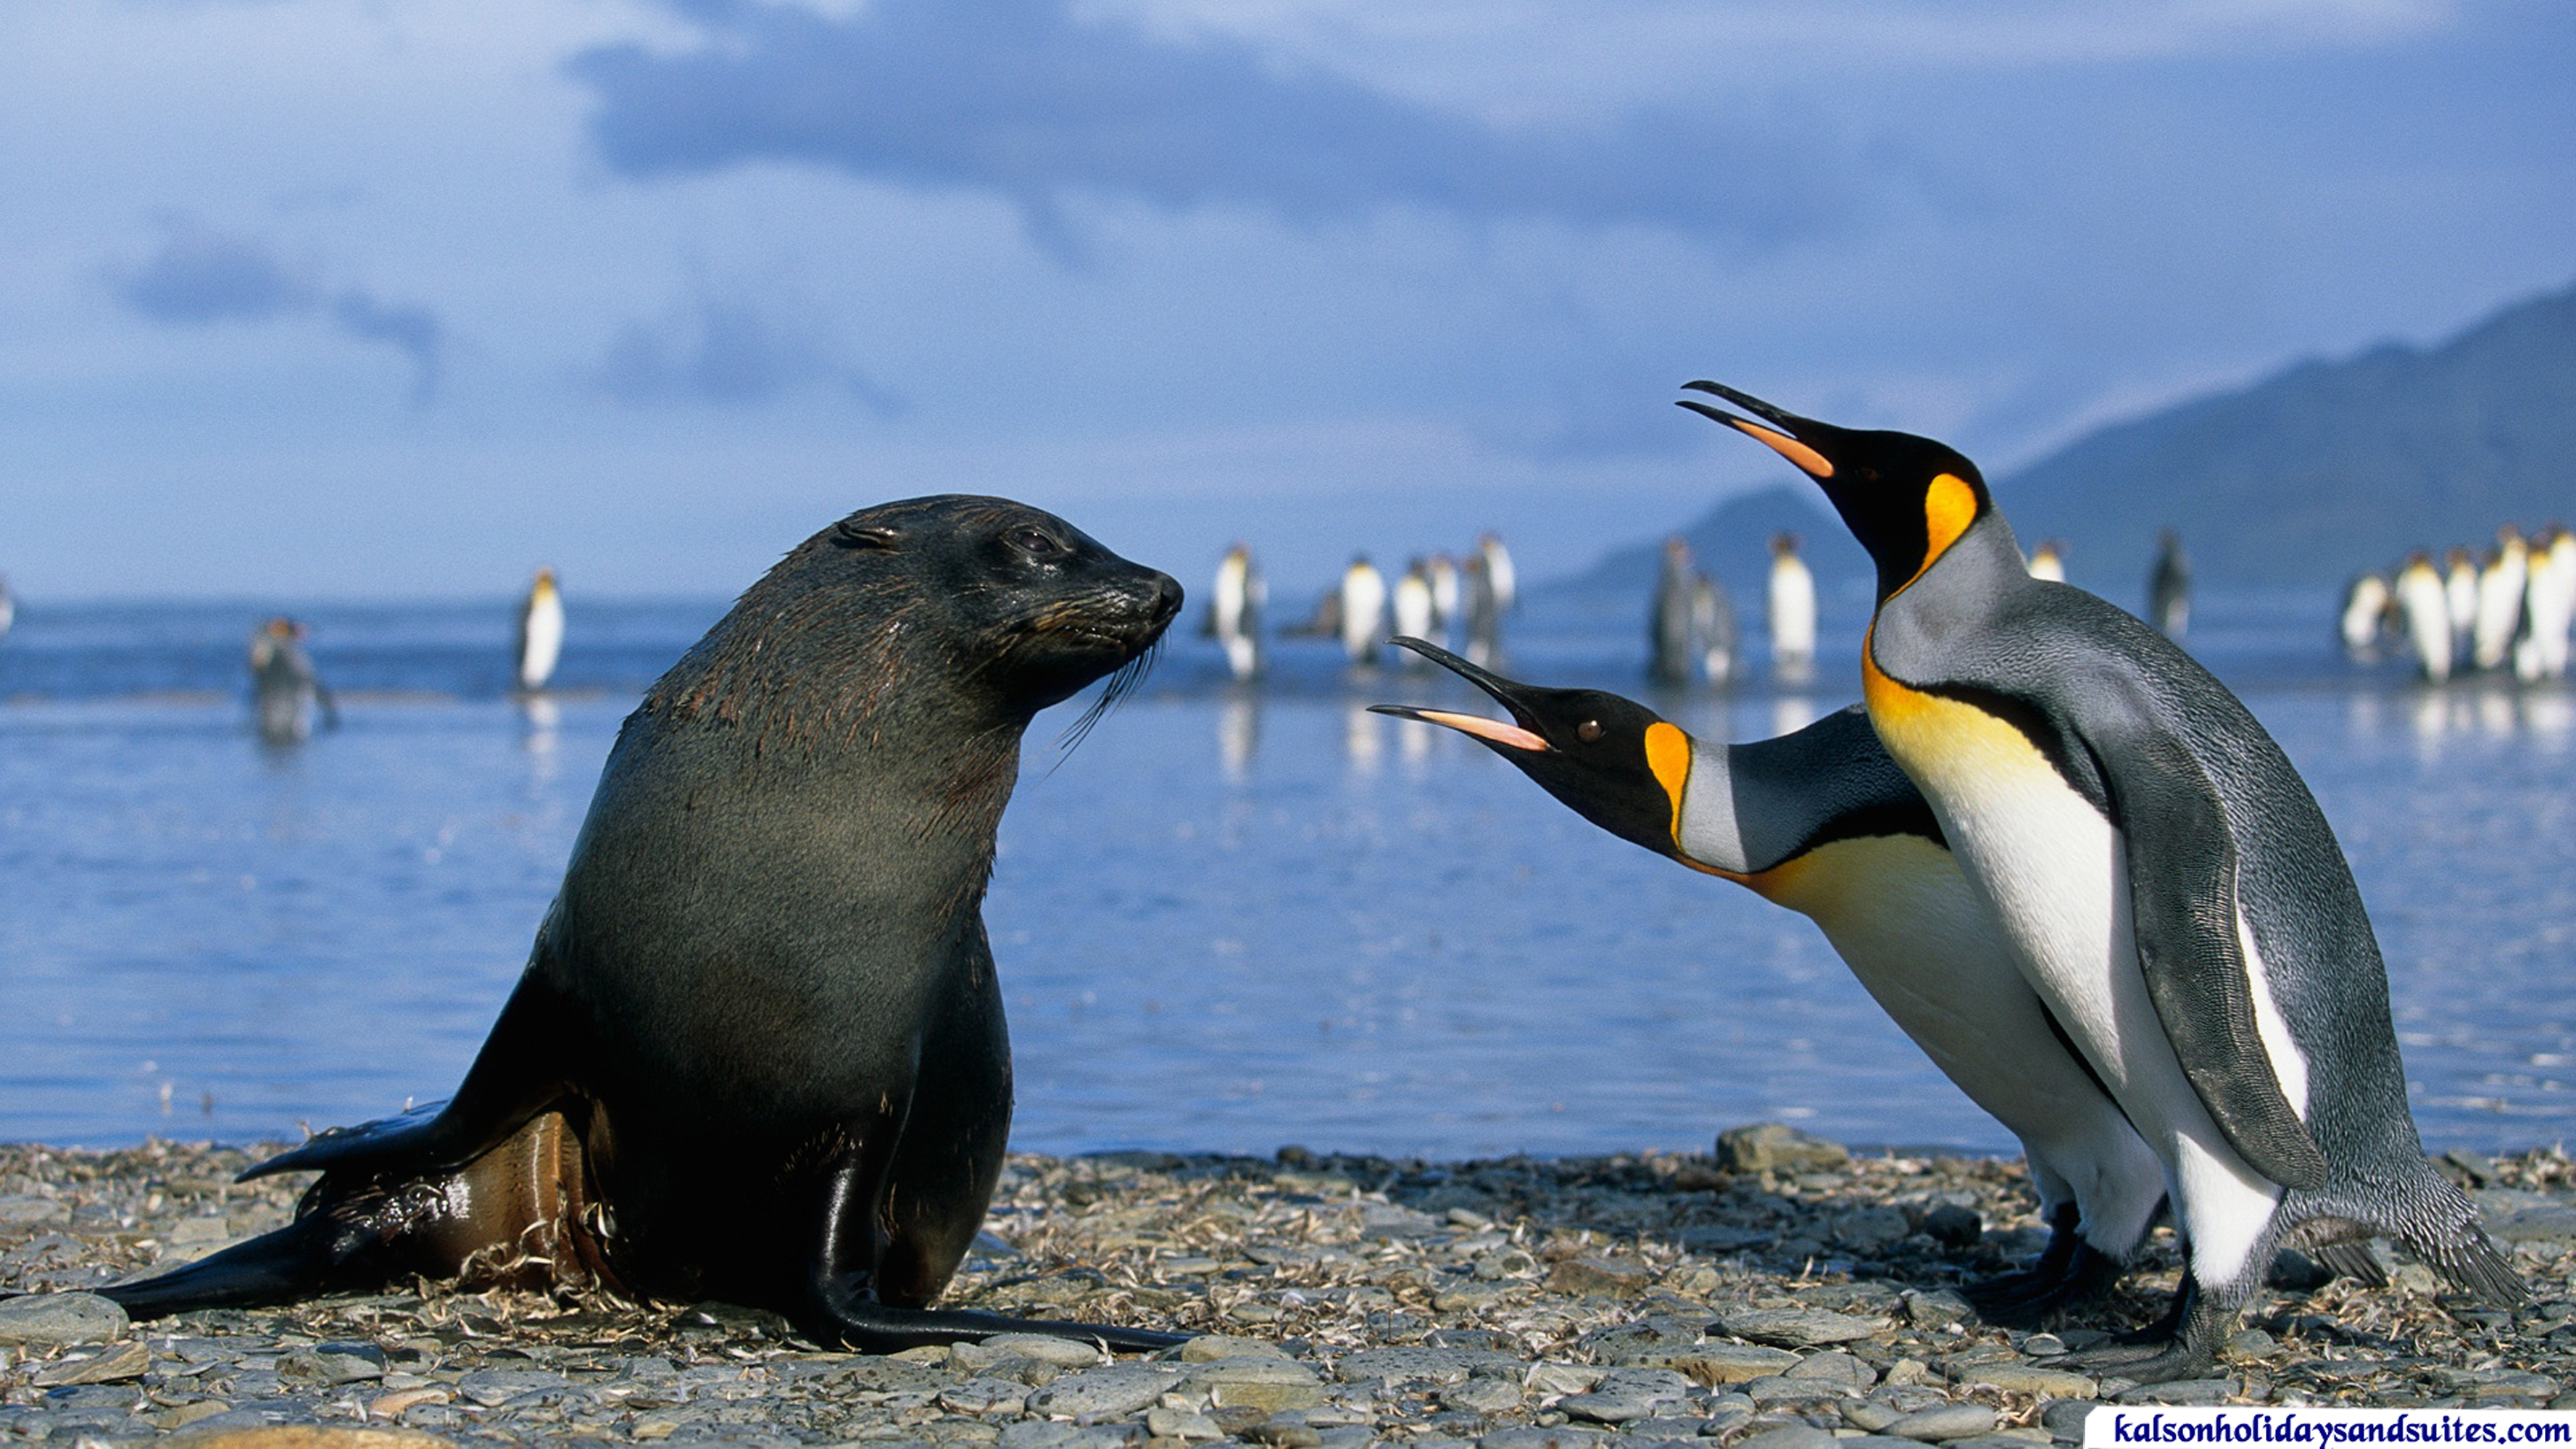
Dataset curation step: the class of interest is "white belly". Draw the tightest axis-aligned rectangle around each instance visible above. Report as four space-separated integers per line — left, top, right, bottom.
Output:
1866 676 2291 1284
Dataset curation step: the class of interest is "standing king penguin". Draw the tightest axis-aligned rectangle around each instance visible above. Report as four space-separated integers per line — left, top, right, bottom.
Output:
1375 639 2166 1321
1679 382 2520 1381
518 568 565 693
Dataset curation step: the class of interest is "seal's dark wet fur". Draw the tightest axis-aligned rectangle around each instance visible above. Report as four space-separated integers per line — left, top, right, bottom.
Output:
102 496 1186 1351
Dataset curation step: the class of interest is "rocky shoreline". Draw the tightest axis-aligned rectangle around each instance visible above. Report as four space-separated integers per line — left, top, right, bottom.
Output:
4 1129 2573 1445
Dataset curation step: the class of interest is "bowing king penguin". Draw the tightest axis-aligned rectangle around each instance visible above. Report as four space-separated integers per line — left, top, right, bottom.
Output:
1677 382 2520 1381
1374 638 2166 1321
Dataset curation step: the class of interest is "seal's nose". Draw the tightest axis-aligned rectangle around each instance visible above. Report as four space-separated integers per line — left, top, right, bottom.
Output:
1145 573 1184 628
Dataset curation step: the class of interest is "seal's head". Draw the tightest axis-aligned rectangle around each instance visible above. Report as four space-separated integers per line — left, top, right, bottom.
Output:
647 495 1183 740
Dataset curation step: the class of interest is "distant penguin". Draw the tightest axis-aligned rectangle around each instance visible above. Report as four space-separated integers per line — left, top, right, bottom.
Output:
1683 381 2520 1383
2027 541 2067 584
249 617 338 744
1648 537 1697 686
1461 554 1502 668
1212 543 1266 681
1376 641 2168 1320
1766 532 1816 678
1338 555 1388 666
2443 547 2480 660
2337 573 2390 658
2536 526 2576 680
1692 573 1737 686
2514 526 2572 683
0 576 13 640
2473 529 2527 673
2148 529 2191 640
2393 552 2453 683
1477 532 1517 616
1426 553 1461 642
1392 559 1437 665
517 569 565 693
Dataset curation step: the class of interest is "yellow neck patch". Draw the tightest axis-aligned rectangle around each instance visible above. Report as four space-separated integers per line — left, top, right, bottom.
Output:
1891 472 1979 595
1644 721 1691 842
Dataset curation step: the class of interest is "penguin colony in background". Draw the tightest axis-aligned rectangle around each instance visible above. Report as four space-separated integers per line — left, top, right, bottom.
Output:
1236 532 1513 673
1376 640 2168 1324
1669 381 2520 1381
2344 524 2575 683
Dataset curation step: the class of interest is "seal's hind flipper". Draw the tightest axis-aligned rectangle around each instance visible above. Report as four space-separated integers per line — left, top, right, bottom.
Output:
101 1192 404 1319
244 1098 450 1180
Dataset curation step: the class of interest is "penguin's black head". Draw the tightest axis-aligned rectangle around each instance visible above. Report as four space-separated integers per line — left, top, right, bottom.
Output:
1678 382 1995 603
1370 638 1687 859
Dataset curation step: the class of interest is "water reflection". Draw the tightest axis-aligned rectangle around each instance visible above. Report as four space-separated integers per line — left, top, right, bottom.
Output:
1216 689 1259 784
1344 703 1384 776
2353 681 2576 755
518 694 562 789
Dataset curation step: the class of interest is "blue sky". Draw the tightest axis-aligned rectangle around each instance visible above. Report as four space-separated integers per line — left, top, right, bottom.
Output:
5 0 2572 600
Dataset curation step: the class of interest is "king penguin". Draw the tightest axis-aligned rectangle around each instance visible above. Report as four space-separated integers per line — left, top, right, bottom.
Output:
1679 381 2522 1381
1212 543 1266 681
517 568 565 694
1338 555 1389 667
2393 552 2453 684
1766 532 1817 679
1374 638 2166 1320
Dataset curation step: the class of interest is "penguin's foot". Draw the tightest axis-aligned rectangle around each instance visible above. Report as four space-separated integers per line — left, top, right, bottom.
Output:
2060 1280 2230 1385
1965 1243 2125 1329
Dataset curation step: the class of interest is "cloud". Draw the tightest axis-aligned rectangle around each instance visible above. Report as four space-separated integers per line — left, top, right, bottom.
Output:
118 231 315 325
597 288 909 415
114 228 447 406
331 291 446 409
565 0 1858 254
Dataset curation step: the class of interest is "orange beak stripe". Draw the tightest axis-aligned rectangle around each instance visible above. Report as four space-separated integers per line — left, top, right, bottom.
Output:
1721 419 1835 480
1412 709 1548 754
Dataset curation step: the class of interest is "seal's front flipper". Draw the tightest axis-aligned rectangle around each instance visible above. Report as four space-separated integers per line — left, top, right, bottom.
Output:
807 1276 1187 1354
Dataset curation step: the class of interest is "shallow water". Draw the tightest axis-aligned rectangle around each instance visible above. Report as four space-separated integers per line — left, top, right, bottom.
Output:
1 592 2569 1159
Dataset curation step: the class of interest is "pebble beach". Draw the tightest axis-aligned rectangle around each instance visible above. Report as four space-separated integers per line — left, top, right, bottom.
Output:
6 1127 2576 1445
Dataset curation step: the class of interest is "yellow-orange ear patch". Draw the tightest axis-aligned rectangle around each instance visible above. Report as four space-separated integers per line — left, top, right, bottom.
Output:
1925 473 1978 560
1725 420 1835 480
1644 721 1692 841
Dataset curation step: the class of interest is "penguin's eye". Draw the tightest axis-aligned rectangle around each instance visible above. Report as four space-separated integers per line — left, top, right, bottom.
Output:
1009 528 1063 557
1575 720 1605 744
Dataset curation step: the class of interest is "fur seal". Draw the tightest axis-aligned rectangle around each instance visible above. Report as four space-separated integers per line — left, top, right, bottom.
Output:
105 496 1186 1352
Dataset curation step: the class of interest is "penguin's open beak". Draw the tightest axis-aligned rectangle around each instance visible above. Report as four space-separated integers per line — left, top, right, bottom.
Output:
1368 636 1551 754
1677 381 1836 481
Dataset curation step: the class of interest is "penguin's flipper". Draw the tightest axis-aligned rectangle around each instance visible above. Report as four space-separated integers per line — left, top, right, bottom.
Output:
2090 692 2330 1192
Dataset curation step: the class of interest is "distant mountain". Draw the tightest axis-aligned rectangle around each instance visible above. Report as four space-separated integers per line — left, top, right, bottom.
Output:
1554 483 1866 602
1995 278 2576 589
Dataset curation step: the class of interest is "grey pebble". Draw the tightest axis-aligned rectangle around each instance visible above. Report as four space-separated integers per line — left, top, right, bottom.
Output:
2113 1378 2235 1406
1479 1428 1609 1449
1025 1361 1186 1419
1337 1345 1526 1384
1000 1420 1146 1449
2039 1400 2103 1441
1444 1377 1526 1416
0 1290 127 1345
456 1366 572 1406
1732 1424 1841 1449
1718 1307 1888 1348
1886 1403 1998 1441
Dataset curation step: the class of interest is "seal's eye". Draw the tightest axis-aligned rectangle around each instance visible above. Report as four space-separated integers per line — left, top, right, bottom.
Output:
1010 527 1063 557
1575 720 1605 744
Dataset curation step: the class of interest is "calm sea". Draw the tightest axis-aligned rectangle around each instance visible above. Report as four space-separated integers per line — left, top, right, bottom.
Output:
2 585 2569 1160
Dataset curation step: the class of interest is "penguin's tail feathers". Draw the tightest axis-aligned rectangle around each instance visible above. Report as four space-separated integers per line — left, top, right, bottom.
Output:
2412 1224 2526 1306
2387 1182 2527 1305
2305 1240 2388 1288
